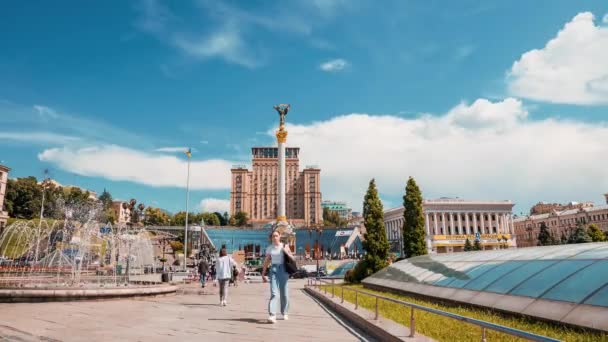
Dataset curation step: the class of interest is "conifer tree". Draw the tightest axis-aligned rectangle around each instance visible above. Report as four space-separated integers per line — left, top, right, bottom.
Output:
473 239 482 251
464 238 473 251
402 177 427 258
347 179 390 282
537 222 552 246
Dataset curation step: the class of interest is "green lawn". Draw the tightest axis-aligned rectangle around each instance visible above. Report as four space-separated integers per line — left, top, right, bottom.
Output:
318 284 607 342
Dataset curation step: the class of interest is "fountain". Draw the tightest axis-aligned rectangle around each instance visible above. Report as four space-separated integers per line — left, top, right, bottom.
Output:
0 200 176 301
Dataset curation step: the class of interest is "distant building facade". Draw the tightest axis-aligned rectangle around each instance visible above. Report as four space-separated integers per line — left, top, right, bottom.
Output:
321 200 352 220
111 201 132 224
514 193 608 247
384 198 515 255
0 165 9 233
230 147 322 227
529 201 594 215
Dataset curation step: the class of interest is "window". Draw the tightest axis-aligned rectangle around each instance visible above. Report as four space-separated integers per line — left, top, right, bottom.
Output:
510 260 594 298
542 260 608 303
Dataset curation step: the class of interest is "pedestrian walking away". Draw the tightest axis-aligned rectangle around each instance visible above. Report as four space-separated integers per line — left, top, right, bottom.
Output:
216 248 235 306
198 258 209 288
262 230 292 324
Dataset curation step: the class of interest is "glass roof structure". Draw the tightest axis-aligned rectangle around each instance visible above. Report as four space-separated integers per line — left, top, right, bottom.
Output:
364 243 608 331
367 243 608 307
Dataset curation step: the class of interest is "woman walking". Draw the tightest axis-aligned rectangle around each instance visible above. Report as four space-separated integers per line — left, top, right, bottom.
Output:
262 230 292 323
216 248 235 306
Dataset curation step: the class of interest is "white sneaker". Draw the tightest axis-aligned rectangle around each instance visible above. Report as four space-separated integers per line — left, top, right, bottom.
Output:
282 314 289 321
268 315 276 324
222 300 227 306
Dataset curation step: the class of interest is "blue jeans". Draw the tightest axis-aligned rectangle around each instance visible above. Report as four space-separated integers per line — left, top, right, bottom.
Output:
200 272 206 287
268 264 289 316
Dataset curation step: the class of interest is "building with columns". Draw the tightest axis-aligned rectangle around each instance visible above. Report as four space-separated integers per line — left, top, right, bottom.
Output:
384 197 515 255
514 193 608 247
0 164 9 234
230 147 322 227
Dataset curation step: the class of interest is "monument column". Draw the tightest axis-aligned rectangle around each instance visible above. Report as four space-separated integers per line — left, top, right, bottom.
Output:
276 131 287 222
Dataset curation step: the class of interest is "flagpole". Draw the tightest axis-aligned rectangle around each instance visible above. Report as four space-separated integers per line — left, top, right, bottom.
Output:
184 148 191 272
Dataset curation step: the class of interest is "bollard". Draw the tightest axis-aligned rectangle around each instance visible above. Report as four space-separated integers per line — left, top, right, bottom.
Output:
375 297 379 320
355 291 358 310
481 327 487 342
409 307 416 337
341 286 344 304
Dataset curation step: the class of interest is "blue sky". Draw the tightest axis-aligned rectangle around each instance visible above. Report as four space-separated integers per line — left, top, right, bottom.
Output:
1 0 608 216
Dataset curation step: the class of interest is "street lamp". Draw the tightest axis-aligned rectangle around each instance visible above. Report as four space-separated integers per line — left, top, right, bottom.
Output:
315 224 323 279
183 148 192 272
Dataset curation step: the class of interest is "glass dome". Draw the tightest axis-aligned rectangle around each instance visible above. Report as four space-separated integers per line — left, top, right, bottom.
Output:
364 243 608 331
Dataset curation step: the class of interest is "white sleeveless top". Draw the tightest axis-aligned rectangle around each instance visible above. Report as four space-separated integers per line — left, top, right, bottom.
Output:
266 243 284 265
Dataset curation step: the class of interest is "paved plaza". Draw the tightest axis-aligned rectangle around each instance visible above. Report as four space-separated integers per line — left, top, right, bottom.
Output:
0 279 370 342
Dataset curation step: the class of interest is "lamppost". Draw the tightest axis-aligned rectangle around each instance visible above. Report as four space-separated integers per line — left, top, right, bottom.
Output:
183 148 192 272
315 224 323 279
35 169 50 262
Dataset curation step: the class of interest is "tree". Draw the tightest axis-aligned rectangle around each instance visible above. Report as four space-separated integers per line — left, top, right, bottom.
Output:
323 207 347 227
214 212 227 226
537 222 552 246
201 212 221 226
233 211 248 226
347 179 390 283
98 189 113 209
228 216 237 226
402 177 427 258
588 224 606 242
568 222 592 244
144 207 170 225
464 238 473 251
169 240 184 254
172 211 197 226
473 239 482 251
223 212 229 225
4 177 42 219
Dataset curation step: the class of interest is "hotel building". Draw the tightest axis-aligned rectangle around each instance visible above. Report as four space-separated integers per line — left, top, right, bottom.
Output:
384 198 516 254
0 164 9 234
514 194 608 247
230 147 322 227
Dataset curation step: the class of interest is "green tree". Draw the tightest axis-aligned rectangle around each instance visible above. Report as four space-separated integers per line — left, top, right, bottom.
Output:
323 207 347 227
223 212 229 225
402 177 427 258
5 177 42 219
172 211 197 226
214 211 227 226
588 224 606 242
201 212 221 226
347 179 390 283
473 239 482 251
537 222 552 246
144 207 170 225
568 222 592 244
228 216 237 226
98 189 113 209
233 211 248 226
464 238 473 251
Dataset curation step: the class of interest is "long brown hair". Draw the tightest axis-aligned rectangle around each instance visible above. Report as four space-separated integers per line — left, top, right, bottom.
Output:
220 248 227 257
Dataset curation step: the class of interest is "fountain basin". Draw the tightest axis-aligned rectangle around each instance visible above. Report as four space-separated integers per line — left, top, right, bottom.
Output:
0 284 177 302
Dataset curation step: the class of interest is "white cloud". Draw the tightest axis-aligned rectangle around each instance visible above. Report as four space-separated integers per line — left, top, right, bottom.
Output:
34 105 58 119
454 45 475 60
507 12 608 105
320 58 349 72
278 98 608 212
155 146 191 153
0 131 80 144
173 26 259 68
38 145 234 190
199 198 230 214
603 13 608 24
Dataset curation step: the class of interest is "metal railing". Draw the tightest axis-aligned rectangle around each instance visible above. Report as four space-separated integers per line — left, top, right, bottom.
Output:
306 278 560 342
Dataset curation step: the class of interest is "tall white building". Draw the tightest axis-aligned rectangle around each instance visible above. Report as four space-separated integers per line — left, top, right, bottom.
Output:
384 197 515 255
